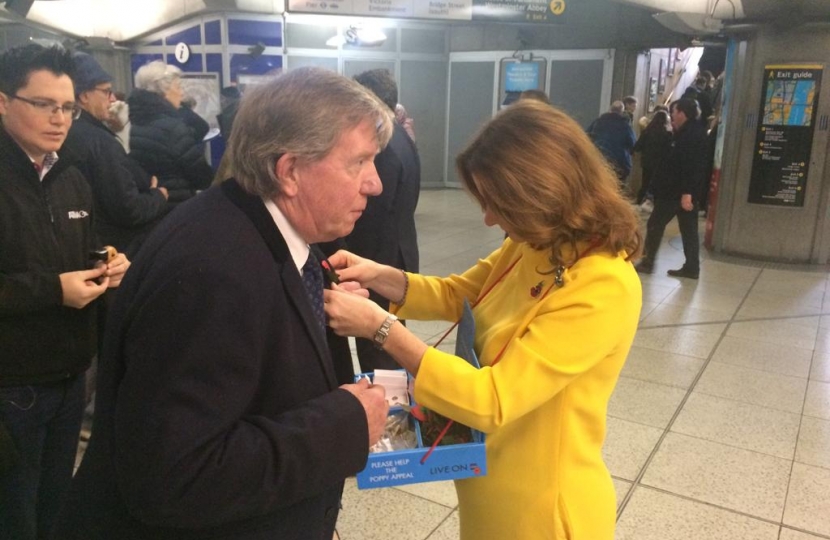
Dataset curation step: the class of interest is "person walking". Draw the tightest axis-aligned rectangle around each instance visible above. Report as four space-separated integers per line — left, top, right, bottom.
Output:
635 98 709 279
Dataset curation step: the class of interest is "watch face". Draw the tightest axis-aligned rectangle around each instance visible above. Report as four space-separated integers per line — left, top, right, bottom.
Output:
374 314 396 348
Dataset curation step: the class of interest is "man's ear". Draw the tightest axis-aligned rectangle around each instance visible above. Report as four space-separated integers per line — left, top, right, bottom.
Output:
0 92 9 115
77 91 91 109
275 153 300 197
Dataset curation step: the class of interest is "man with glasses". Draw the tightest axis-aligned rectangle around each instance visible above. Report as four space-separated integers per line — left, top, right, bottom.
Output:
0 44 130 540
64 52 169 257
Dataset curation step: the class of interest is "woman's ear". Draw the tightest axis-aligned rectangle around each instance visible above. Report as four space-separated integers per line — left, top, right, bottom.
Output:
274 153 300 197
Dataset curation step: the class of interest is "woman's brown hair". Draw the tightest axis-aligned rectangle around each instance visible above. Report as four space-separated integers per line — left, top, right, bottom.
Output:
456 100 642 267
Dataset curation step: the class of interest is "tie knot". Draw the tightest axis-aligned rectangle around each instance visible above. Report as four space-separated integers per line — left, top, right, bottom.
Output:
303 251 319 275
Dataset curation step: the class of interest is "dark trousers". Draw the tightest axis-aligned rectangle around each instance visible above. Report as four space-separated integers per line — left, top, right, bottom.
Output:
636 166 654 204
643 198 700 273
0 374 85 540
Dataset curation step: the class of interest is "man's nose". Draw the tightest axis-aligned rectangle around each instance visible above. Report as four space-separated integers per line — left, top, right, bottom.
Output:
364 164 382 196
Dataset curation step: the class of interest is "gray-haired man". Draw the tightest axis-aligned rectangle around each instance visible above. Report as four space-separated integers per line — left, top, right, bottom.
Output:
56 67 391 540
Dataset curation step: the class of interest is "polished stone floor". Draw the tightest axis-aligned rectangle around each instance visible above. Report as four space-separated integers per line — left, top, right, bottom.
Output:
78 189 830 540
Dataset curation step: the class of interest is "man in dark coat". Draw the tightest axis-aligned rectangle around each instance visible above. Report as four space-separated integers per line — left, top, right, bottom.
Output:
54 67 390 540
636 98 709 279
349 68 422 372
682 76 714 125
63 52 169 257
0 44 130 540
587 101 637 185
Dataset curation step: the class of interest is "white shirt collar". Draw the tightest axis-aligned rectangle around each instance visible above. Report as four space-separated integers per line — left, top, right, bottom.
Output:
262 197 309 274
32 152 59 181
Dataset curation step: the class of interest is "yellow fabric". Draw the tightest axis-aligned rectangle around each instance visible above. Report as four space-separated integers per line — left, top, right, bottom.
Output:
396 239 641 540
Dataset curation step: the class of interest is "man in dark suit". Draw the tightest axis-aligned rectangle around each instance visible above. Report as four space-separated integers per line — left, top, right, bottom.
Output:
54 67 390 540
349 69 421 372
635 98 709 280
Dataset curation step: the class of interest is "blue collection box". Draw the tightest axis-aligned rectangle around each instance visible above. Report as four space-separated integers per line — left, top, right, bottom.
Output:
356 301 487 489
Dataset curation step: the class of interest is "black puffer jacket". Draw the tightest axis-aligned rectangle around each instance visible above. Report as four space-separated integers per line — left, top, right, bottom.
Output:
0 126 98 386
128 89 213 202
64 110 169 256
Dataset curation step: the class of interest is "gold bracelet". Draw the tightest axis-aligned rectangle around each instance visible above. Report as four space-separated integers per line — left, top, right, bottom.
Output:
394 269 409 306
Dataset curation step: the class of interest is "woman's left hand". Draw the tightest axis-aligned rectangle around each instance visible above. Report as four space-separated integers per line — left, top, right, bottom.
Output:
325 282 387 339
334 280 371 299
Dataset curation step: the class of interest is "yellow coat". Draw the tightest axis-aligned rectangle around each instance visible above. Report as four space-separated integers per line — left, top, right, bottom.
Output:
396 239 641 540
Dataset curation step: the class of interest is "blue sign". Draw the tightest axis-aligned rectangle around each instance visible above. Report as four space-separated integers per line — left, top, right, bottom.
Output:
505 62 540 92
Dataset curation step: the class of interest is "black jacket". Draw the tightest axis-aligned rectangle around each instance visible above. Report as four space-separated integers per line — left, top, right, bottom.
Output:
178 106 210 142
633 127 672 174
0 126 98 386
128 89 213 202
652 119 709 202
64 109 169 256
55 180 368 539
345 123 421 273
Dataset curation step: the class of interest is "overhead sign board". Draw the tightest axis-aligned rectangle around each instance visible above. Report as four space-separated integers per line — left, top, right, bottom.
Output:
287 0 567 23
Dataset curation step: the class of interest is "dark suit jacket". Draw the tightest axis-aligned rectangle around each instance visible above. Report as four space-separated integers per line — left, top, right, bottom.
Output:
55 180 369 540
652 119 709 203
345 122 421 273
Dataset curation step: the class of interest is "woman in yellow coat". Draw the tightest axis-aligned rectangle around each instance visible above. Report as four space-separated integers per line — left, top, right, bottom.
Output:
325 100 643 540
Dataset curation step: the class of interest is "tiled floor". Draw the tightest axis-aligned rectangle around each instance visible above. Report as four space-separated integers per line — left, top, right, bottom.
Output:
78 189 830 539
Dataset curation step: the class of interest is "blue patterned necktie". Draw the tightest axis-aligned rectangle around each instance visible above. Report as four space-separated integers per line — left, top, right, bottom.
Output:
301 251 326 333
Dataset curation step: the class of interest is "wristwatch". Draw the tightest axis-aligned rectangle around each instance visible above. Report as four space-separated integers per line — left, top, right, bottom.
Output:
373 313 398 350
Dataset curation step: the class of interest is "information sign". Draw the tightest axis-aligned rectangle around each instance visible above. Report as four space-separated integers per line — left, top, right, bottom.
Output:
748 64 822 207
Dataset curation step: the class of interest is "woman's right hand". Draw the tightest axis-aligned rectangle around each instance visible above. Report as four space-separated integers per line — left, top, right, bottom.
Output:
324 283 388 340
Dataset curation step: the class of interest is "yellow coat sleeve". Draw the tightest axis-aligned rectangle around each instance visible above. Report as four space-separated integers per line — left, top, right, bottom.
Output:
393 242 506 322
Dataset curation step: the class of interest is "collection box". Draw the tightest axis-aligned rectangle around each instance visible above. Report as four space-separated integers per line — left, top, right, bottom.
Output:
356 301 487 489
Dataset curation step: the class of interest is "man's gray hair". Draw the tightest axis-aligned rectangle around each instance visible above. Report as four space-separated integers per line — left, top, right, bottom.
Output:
229 67 394 199
610 100 625 114
134 60 182 95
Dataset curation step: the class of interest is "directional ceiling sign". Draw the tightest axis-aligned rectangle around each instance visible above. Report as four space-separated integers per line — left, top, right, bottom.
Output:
472 0 568 23
287 0 568 23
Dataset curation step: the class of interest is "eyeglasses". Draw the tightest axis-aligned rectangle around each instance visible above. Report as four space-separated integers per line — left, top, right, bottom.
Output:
91 87 114 98
9 94 81 120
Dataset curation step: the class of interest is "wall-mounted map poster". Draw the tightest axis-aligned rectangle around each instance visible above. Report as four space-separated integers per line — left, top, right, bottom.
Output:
748 64 822 207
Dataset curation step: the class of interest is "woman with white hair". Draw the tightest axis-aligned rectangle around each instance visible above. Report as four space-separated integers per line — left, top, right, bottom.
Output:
128 61 213 202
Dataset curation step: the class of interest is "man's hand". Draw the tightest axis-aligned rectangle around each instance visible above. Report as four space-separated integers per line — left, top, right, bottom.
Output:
151 176 169 200
681 193 694 212
340 378 389 447
59 268 108 308
104 253 131 288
